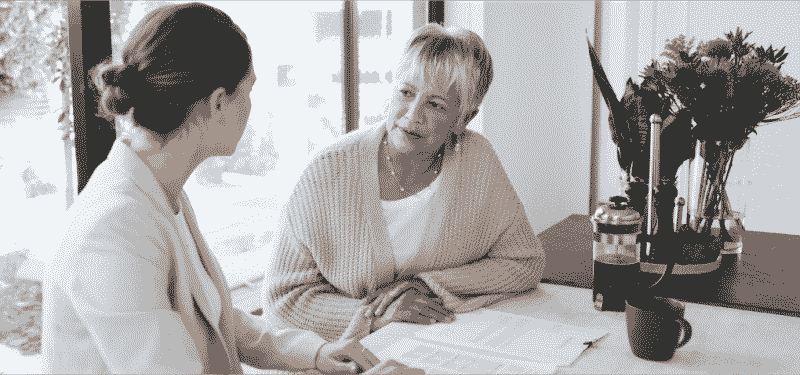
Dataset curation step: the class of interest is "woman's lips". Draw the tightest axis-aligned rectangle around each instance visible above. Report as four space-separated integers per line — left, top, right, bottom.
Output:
400 128 422 139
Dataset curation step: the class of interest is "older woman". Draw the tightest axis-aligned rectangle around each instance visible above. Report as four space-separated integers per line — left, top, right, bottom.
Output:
262 24 546 341
40 3 416 374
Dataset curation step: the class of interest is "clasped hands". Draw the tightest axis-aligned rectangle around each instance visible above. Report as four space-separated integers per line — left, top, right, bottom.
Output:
369 278 455 331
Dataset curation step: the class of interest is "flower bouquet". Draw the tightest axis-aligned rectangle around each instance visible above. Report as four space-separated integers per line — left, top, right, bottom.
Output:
588 28 800 262
648 28 800 252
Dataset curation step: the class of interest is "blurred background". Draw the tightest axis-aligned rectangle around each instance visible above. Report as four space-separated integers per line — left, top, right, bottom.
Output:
3 0 798 286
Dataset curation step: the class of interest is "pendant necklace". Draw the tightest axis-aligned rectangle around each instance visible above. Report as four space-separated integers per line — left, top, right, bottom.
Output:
383 132 456 194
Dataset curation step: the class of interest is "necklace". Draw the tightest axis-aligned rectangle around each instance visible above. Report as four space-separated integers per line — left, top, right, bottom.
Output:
383 133 458 193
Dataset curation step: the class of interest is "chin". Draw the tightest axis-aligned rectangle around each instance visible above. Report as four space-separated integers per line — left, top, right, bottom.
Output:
213 143 237 157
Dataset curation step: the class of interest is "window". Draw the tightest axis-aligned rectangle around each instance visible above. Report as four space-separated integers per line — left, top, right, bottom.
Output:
357 2 415 129
1 1 69 273
110 1 421 288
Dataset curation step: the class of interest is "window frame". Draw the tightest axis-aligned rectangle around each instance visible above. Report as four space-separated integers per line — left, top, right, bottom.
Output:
72 0 442 184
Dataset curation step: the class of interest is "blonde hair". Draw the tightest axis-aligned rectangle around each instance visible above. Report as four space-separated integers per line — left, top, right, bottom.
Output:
399 23 494 125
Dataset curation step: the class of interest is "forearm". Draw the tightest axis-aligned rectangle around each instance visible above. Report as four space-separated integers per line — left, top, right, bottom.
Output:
418 256 544 296
234 308 327 371
269 281 371 342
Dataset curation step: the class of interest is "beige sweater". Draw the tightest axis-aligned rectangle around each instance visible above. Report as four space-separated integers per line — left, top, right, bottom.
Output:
262 124 546 341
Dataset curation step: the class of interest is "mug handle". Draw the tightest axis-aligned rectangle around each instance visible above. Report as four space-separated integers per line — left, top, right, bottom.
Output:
675 318 692 348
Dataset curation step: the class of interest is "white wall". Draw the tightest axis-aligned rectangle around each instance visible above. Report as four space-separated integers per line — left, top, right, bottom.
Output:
448 1 595 235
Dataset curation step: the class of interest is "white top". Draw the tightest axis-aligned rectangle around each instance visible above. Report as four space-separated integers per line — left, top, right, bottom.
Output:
381 176 441 276
175 200 222 326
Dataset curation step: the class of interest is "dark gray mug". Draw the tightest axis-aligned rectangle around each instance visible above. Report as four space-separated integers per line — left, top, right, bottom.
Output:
625 295 692 361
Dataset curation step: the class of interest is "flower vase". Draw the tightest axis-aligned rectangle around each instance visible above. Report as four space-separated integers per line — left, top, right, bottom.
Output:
686 139 745 257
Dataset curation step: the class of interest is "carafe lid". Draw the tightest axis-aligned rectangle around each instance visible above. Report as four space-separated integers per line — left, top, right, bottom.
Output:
593 196 641 225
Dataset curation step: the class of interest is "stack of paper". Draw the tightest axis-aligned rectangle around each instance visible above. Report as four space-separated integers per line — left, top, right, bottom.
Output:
380 338 558 374
364 309 608 374
415 309 608 366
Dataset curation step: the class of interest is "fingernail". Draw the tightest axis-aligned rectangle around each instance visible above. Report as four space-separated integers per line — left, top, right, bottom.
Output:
430 318 436 324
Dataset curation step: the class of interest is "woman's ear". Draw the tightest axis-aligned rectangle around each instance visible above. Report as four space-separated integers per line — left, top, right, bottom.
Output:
463 108 479 126
208 87 228 114
453 108 479 133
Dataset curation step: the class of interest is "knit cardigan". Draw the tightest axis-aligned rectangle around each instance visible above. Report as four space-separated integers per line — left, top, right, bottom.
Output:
262 124 546 341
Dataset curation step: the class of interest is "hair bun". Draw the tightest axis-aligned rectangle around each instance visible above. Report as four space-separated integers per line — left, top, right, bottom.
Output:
103 64 138 87
96 64 137 116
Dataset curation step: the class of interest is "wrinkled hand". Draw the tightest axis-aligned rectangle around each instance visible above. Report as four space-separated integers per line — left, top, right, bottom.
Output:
316 306 381 374
372 288 453 331
372 279 442 317
363 360 425 375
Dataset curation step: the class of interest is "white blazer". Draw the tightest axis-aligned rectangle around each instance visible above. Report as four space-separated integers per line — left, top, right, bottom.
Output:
42 138 327 374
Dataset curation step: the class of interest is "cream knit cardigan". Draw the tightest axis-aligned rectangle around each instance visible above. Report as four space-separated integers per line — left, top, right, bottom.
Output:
262 124 546 341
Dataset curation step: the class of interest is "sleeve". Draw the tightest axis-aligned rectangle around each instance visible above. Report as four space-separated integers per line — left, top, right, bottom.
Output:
416 137 547 314
261 216 373 342
417 208 547 313
233 307 327 371
66 219 203 374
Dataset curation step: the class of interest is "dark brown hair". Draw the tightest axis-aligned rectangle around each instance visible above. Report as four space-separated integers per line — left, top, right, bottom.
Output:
92 2 252 138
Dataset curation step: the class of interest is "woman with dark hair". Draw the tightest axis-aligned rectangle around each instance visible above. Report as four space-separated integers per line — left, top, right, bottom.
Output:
41 3 413 374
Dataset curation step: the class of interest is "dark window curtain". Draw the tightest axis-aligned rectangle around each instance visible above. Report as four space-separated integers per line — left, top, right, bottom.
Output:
69 1 113 194
343 0 359 134
428 1 444 25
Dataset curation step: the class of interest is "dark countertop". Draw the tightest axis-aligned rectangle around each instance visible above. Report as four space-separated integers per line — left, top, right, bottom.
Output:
538 214 800 318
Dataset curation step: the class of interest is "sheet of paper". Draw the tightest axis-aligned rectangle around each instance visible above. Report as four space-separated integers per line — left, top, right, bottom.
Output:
379 338 558 375
414 309 608 366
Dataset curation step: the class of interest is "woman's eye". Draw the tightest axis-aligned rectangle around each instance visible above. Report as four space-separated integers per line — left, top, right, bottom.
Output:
430 101 445 110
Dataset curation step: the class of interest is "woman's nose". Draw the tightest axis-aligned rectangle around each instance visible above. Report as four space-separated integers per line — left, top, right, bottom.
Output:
404 99 422 127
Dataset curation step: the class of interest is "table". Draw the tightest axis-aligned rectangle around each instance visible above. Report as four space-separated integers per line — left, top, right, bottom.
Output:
362 283 800 374
539 214 800 317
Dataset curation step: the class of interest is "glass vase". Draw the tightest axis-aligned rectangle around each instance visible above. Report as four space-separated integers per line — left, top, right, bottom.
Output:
686 139 745 255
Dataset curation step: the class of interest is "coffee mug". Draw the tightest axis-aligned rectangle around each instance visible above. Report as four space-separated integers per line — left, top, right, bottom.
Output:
625 295 692 361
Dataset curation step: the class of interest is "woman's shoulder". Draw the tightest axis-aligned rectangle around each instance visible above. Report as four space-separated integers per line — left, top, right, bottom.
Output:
460 130 503 166
312 124 377 161
299 125 381 179
66 183 166 249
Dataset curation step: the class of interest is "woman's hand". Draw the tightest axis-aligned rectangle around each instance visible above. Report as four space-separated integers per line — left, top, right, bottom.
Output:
372 288 453 331
372 279 445 317
316 340 381 374
363 360 425 375
316 306 380 374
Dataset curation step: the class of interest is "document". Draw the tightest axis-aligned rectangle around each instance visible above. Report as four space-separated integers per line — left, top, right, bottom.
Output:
379 338 558 375
413 309 608 366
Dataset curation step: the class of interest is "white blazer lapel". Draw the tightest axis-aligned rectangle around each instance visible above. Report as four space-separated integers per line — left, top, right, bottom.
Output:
111 139 224 342
180 191 241 371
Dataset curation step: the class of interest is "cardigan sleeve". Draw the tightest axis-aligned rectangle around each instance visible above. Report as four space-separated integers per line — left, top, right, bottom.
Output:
417 208 546 313
262 214 373 342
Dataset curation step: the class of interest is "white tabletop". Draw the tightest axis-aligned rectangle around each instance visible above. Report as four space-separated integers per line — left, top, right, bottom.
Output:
8 282 799 374
362 283 800 374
